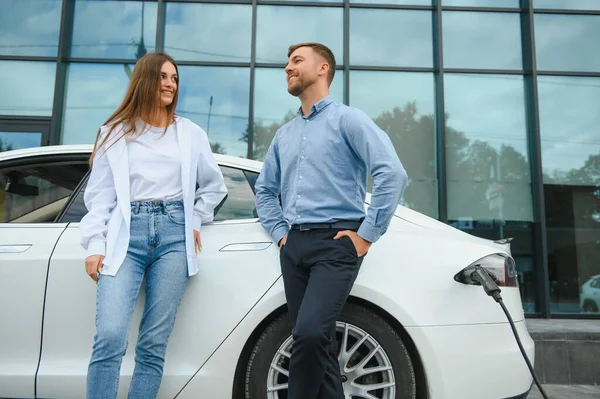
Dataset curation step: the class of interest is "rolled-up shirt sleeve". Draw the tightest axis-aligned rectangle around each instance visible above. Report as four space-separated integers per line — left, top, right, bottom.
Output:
193 128 228 231
342 108 408 243
255 134 289 245
79 133 117 257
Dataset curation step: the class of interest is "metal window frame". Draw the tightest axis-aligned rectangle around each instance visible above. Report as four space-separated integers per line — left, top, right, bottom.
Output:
434 0 447 223
0 117 52 148
4 0 600 319
49 0 75 146
521 0 550 317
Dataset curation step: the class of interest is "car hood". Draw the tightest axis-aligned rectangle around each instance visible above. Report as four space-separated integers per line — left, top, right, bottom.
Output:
364 193 512 254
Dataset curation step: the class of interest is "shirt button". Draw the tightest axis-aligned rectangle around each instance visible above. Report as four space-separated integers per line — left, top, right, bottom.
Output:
301 155 305 159
299 176 303 179
297 215 300 218
303 137 306 140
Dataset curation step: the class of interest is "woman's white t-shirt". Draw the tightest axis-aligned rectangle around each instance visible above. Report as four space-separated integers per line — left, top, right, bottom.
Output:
127 123 183 202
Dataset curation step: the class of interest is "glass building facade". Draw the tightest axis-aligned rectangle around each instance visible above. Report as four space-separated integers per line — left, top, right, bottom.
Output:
1 0 599 318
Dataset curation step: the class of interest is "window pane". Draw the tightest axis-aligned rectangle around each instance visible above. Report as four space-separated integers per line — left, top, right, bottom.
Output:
445 73 536 311
0 0 62 56
253 68 344 161
538 76 600 314
71 0 157 59
443 0 520 6
539 77 600 185
350 0 431 5
0 162 88 223
349 71 437 218
62 63 133 144
0 132 42 152
282 0 343 3
177 67 250 158
61 180 89 223
535 14 600 72
164 3 251 62
0 61 56 116
215 166 257 221
535 0 600 10
256 6 343 64
443 11 523 70
350 10 433 67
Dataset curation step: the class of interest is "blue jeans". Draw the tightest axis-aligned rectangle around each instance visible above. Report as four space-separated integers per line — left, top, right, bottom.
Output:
87 201 189 399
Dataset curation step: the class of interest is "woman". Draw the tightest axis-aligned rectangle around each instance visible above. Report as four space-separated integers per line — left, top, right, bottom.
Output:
79 52 227 399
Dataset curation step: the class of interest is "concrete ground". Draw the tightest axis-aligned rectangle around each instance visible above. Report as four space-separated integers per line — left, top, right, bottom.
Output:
528 384 600 399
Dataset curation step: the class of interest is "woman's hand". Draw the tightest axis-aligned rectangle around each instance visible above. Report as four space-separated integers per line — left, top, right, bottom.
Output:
194 230 202 254
85 255 105 283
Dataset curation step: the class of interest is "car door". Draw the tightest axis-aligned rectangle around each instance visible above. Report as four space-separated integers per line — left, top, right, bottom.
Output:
0 155 89 399
37 164 282 399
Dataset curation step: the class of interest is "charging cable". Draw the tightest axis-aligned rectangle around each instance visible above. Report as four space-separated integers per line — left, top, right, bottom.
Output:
470 266 549 399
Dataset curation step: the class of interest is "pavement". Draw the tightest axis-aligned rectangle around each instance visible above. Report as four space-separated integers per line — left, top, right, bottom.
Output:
528 384 600 399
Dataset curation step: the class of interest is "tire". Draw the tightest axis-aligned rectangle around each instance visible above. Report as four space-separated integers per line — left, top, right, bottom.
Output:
244 302 417 399
582 300 599 313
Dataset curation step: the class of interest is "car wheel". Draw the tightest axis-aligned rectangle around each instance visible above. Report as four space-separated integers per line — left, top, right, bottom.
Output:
244 302 416 399
582 300 599 313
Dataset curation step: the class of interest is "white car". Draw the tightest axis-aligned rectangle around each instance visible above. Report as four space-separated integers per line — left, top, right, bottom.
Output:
0 145 535 399
580 274 600 313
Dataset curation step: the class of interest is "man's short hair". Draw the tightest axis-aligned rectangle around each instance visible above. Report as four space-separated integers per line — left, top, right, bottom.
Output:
288 42 336 85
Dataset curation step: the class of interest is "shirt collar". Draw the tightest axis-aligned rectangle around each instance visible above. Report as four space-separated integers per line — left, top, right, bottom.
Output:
297 95 334 117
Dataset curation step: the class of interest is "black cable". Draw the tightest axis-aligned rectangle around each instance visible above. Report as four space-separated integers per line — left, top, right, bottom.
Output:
497 298 549 399
470 266 549 399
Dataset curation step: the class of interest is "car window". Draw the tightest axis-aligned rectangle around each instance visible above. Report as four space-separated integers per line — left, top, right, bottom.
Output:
244 170 259 194
591 277 600 289
61 165 258 223
60 177 89 223
215 166 257 221
0 161 88 223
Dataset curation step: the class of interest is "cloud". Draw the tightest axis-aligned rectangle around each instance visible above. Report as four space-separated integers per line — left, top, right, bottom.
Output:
353 0 429 4
535 13 600 72
71 1 157 59
0 61 56 116
164 3 252 62
62 63 132 144
0 1 61 56
444 73 529 157
534 0 600 10
537 76 600 178
442 11 522 69
255 6 344 64
350 9 433 67
349 71 435 117
443 0 519 6
177 66 250 157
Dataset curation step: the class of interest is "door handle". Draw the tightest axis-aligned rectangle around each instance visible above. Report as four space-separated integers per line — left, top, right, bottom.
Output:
0 245 32 253
219 242 272 252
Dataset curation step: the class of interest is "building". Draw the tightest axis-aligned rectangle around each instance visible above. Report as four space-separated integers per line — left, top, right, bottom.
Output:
0 0 598 318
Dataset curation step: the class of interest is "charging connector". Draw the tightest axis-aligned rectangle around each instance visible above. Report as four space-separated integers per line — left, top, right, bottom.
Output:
470 266 502 302
469 266 549 399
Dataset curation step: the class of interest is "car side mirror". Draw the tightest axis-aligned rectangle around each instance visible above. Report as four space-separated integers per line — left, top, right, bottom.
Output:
5 171 39 196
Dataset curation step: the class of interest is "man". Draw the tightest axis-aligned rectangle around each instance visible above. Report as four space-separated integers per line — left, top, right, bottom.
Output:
254 42 408 399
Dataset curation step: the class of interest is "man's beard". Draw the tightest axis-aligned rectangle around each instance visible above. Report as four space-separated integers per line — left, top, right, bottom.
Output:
287 76 314 97
288 79 304 96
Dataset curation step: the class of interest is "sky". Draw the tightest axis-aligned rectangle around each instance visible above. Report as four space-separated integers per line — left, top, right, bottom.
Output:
0 0 599 182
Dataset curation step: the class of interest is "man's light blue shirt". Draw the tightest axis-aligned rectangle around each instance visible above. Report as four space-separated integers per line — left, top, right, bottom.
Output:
255 96 408 246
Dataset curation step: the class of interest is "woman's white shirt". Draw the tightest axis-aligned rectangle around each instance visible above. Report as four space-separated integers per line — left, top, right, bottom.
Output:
79 116 228 277
127 124 182 202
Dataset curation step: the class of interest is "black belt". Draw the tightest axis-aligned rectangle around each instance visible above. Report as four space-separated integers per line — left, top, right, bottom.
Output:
291 220 362 231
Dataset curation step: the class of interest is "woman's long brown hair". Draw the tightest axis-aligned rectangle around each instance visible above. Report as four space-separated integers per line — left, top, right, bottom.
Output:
89 52 179 166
